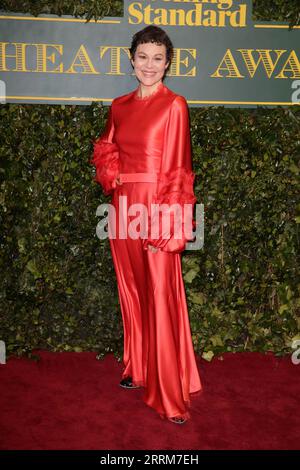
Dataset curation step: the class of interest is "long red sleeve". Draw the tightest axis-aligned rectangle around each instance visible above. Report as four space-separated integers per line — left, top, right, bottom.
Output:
143 96 197 253
90 101 120 196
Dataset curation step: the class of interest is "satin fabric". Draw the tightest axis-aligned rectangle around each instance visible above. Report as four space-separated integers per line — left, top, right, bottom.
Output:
91 81 202 421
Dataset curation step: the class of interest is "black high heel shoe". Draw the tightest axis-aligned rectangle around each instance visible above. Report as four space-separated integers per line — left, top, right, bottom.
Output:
168 417 187 424
119 376 141 389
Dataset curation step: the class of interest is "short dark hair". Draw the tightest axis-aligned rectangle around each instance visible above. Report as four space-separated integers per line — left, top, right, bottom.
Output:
129 26 174 79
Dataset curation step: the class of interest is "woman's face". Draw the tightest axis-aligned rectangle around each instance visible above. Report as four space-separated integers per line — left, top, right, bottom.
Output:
131 42 169 86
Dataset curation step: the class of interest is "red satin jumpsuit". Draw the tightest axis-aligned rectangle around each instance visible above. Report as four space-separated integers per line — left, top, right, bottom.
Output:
91 80 202 421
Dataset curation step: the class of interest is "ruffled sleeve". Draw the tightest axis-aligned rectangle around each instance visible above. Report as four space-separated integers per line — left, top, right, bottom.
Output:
143 96 197 253
90 101 120 196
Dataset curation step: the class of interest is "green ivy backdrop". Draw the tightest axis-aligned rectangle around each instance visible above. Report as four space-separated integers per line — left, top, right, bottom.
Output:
0 1 299 361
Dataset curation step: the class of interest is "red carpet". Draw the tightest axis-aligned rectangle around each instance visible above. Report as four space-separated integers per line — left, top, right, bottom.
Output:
0 351 299 450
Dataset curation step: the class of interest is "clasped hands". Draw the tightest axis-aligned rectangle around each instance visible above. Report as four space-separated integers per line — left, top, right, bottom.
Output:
114 175 160 254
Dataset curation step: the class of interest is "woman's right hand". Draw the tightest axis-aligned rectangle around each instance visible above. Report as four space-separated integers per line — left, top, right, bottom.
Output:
115 175 122 185
148 244 160 253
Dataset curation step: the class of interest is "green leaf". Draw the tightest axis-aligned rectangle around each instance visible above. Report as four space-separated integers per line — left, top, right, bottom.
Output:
202 351 214 362
279 304 289 315
26 260 41 279
184 268 198 283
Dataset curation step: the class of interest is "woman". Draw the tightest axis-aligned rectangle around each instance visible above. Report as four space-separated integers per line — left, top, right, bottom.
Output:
91 25 202 424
